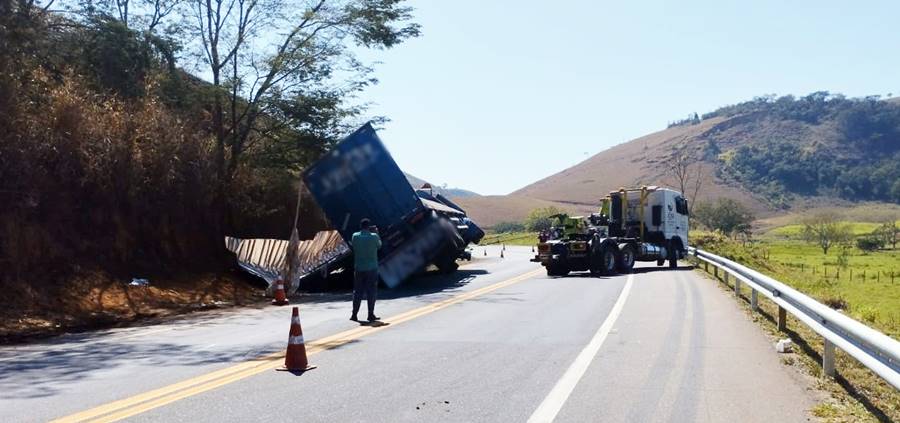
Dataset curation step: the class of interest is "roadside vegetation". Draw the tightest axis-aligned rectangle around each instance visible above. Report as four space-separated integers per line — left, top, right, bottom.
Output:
481 232 538 247
0 0 419 338
691 216 900 421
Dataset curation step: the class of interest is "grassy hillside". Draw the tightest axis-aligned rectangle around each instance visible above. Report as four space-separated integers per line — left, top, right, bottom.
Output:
513 92 900 215
452 195 594 228
405 174 480 198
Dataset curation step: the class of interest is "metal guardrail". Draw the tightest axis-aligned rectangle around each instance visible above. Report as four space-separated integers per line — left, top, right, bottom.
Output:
689 247 900 390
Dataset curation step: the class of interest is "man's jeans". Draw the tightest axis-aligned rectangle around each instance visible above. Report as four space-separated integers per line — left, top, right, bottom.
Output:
353 270 378 318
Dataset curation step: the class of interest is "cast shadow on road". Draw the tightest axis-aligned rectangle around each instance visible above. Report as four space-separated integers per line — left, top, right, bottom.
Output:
356 321 389 327
541 264 697 280
0 337 284 400
292 269 489 305
631 264 696 275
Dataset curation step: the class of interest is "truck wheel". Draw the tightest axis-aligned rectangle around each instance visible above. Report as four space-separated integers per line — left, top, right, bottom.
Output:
435 255 460 273
602 248 617 275
668 240 678 269
547 261 569 277
657 259 665 266
616 244 636 273
591 244 617 276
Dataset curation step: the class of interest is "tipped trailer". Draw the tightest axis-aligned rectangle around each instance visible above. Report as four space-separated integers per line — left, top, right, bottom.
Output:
531 186 689 276
303 123 483 288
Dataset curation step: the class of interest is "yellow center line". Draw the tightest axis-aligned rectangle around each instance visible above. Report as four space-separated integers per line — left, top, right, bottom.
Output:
52 267 543 423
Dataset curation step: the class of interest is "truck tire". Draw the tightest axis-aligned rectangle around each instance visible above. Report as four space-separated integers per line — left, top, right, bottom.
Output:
616 244 636 273
657 259 665 266
668 239 678 269
590 242 617 276
436 258 459 273
547 261 569 277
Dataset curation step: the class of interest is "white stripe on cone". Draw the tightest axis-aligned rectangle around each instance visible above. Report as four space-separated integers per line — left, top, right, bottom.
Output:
288 335 305 345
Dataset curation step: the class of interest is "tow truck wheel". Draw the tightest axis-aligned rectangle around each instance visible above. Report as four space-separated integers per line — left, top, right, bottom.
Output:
602 248 616 275
590 241 617 276
616 245 636 273
656 259 665 266
668 239 679 269
547 261 569 277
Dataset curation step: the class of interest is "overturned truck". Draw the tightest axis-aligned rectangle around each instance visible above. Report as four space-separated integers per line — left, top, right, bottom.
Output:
302 123 484 288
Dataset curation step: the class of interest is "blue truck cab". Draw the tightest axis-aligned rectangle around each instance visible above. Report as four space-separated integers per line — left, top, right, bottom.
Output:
303 123 482 288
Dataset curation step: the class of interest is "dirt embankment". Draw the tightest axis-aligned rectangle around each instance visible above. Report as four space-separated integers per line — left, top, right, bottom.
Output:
0 269 266 343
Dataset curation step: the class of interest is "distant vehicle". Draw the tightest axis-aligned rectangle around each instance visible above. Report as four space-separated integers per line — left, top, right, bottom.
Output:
303 123 483 288
531 186 689 276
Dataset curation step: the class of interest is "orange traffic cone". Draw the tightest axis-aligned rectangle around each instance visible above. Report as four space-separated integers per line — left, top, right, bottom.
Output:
272 279 289 306
277 307 316 372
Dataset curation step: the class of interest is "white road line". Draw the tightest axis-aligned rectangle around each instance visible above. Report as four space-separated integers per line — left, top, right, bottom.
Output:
527 273 634 423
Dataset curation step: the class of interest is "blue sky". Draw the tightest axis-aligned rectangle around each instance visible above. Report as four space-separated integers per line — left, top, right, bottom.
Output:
356 0 898 195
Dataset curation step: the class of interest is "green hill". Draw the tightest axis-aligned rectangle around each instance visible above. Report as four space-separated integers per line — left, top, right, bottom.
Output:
514 92 900 214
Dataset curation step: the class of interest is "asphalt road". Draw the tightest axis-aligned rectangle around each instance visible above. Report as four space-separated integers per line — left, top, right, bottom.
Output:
0 246 817 422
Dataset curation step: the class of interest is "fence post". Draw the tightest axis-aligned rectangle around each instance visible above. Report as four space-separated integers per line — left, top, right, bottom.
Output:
778 306 787 332
751 289 759 311
823 338 836 377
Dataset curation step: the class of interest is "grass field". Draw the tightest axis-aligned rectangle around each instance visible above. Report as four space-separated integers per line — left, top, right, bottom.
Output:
480 231 539 246
694 229 900 338
691 228 900 422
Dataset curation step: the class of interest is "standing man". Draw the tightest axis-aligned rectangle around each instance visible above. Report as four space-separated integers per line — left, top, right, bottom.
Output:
351 218 382 322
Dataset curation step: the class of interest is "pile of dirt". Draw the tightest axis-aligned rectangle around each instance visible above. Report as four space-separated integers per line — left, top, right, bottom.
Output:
0 270 266 343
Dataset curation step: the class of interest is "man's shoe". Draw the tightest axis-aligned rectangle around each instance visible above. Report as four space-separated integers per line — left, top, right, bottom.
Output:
350 315 359 322
367 315 381 322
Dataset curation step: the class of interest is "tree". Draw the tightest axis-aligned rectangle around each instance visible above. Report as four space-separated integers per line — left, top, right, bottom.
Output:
856 237 883 252
874 220 899 249
666 148 704 216
187 0 419 190
525 206 564 232
691 198 755 237
801 212 852 255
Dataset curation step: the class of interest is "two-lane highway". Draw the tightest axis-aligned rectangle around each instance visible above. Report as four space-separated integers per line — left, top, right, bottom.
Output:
0 246 818 422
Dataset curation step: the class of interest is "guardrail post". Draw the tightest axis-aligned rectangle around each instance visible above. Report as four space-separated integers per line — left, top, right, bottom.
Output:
778 306 787 332
823 339 835 377
751 289 758 311
734 276 741 297
714 265 718 279
704 261 708 272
